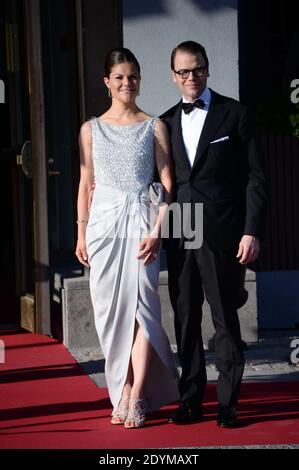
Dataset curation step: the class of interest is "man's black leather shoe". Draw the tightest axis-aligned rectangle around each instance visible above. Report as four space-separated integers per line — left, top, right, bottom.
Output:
168 402 203 424
217 405 238 427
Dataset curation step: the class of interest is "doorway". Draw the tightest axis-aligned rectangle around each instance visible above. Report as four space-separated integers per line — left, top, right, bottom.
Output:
1 0 122 339
0 0 32 329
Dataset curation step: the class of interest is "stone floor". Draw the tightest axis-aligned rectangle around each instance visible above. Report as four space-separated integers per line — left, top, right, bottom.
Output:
70 330 299 387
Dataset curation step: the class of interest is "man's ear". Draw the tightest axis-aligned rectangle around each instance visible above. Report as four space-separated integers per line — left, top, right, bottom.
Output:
172 71 177 83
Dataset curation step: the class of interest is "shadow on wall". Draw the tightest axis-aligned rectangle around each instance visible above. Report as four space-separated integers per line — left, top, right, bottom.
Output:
122 0 236 18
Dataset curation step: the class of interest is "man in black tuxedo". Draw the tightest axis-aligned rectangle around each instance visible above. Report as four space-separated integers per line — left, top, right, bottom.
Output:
160 41 267 427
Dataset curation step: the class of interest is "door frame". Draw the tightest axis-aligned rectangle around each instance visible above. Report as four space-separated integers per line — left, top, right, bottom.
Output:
24 0 51 335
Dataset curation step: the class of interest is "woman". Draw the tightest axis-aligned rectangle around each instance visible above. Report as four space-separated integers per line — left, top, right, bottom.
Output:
75 48 179 429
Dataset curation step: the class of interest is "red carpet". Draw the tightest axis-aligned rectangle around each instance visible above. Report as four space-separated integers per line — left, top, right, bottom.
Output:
0 330 299 449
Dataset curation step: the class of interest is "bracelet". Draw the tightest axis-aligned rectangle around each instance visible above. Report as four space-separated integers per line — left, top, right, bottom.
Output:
76 219 88 224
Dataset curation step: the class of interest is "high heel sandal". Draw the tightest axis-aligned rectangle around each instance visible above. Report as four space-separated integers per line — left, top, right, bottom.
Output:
124 398 147 429
111 395 130 424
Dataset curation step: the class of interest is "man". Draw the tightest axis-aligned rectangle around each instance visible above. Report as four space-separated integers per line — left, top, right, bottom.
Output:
160 41 267 427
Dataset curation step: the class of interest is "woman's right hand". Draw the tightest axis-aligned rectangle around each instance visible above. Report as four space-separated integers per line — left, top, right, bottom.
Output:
75 238 90 267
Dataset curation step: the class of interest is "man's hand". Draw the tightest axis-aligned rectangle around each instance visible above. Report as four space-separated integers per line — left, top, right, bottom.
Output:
236 235 260 264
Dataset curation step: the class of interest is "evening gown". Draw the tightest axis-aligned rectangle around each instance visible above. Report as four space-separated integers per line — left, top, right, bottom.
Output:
86 117 179 413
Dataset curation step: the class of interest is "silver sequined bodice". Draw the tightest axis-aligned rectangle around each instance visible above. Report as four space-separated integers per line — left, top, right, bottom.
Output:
91 117 157 193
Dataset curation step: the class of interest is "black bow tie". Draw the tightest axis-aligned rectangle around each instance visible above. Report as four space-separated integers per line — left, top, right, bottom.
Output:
182 98 205 114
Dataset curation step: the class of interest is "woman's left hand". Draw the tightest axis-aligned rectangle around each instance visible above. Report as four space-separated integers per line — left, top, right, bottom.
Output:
137 232 161 265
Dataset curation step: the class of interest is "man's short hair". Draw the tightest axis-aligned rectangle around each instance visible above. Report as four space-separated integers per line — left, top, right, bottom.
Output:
171 41 209 71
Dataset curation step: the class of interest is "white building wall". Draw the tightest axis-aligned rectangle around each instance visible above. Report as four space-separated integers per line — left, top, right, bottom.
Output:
123 0 239 115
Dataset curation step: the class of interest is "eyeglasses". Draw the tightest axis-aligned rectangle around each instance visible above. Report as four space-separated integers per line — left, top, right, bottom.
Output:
174 66 207 79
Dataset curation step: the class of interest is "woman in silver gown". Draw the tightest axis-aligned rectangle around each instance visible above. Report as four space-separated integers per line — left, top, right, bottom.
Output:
75 48 179 429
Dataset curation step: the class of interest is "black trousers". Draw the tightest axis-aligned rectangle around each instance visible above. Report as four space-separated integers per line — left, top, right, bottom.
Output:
166 242 245 407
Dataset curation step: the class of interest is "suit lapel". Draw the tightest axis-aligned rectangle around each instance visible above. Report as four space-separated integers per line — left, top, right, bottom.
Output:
172 101 192 173
191 91 228 171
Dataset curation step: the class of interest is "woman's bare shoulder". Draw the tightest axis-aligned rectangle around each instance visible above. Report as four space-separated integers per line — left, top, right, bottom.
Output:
79 120 92 142
153 118 168 137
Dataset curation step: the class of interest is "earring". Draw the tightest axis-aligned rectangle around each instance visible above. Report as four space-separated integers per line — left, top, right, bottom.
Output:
108 88 111 98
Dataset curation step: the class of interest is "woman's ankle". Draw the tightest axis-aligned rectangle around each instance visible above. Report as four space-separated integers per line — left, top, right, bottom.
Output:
122 384 132 397
130 386 144 399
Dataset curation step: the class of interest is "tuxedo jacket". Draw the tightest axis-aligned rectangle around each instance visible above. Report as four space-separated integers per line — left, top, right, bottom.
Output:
160 89 267 250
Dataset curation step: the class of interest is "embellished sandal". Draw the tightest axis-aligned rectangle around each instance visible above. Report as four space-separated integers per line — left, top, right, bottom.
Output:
124 398 147 429
111 395 130 425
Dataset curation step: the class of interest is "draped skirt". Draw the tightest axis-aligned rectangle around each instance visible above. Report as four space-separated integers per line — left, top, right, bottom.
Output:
86 183 179 413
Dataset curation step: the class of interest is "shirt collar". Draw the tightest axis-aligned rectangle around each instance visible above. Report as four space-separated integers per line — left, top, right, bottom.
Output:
182 87 211 108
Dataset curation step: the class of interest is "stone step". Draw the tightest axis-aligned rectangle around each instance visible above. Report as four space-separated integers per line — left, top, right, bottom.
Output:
58 260 257 352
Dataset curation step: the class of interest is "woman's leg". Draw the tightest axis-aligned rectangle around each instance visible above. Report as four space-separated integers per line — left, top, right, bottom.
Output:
122 360 133 397
130 321 152 398
124 322 152 428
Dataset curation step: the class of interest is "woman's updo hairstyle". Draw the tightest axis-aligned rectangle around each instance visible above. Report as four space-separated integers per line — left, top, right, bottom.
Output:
104 47 141 77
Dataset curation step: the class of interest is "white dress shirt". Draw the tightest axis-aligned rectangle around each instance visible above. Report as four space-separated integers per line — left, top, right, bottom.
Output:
181 87 211 167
